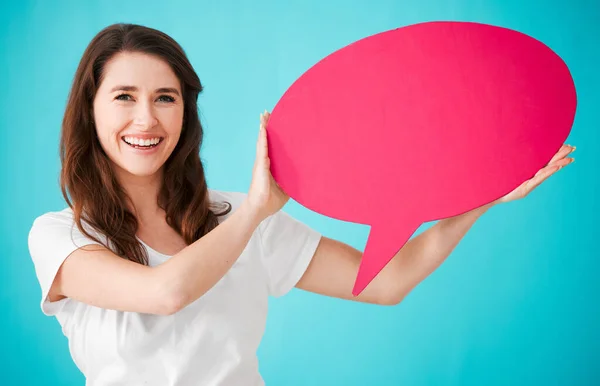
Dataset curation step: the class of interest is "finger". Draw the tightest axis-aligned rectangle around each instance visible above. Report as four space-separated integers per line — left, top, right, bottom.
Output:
263 132 269 162
256 114 268 162
261 111 270 157
260 112 266 128
257 112 262 132
547 144 575 165
535 155 572 178
547 147 568 165
530 164 560 190
259 119 269 164
553 156 574 170
262 111 270 130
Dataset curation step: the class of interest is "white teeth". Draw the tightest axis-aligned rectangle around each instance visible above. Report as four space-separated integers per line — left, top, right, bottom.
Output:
123 136 161 146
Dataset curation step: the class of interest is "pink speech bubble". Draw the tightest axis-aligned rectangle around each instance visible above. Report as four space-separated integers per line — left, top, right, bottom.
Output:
267 21 577 296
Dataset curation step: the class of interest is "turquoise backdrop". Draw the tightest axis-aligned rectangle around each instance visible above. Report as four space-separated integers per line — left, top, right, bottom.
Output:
1 0 597 385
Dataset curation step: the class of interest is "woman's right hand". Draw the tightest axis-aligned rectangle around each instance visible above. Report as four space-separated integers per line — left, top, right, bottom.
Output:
246 110 290 222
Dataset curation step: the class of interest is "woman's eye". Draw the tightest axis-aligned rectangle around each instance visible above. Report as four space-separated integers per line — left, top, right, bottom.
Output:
157 95 176 103
115 94 133 101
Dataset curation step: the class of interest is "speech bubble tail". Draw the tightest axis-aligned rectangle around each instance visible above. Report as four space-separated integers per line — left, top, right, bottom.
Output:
352 220 421 297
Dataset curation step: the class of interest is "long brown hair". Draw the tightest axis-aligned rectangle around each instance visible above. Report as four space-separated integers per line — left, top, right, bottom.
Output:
60 23 231 264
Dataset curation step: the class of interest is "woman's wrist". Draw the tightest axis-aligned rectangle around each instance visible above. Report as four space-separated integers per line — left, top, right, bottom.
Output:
238 198 267 228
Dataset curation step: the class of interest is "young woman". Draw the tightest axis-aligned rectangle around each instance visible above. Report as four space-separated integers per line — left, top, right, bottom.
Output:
28 23 575 385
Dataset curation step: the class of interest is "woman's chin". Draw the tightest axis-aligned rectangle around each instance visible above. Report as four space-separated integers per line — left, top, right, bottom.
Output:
113 161 163 179
126 167 162 178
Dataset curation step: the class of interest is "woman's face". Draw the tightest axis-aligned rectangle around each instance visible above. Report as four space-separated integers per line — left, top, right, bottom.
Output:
93 51 184 179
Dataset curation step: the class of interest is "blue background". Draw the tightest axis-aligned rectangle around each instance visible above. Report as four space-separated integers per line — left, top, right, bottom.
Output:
1 0 597 385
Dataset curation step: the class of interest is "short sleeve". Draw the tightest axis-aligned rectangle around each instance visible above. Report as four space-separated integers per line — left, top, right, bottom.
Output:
258 210 322 297
27 211 103 316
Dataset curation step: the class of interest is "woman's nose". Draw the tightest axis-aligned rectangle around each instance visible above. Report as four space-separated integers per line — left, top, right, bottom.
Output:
132 101 158 128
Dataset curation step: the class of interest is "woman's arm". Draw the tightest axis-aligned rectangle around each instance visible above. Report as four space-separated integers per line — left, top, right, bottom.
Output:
50 112 286 315
50 200 262 315
296 201 493 305
155 200 263 312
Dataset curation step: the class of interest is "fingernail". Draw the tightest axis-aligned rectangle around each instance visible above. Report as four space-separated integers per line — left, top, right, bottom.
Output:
571 146 576 152
570 157 575 163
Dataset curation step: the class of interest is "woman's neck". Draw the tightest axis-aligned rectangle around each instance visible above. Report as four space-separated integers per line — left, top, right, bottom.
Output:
115 166 165 225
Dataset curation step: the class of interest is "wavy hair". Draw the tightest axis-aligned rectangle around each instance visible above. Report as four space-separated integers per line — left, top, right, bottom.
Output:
60 23 231 265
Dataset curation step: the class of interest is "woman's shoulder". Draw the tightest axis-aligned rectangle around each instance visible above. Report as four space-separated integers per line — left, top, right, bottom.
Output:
31 207 77 228
29 207 106 244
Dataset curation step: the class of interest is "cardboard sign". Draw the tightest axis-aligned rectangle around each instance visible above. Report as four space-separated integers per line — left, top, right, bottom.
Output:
267 21 577 295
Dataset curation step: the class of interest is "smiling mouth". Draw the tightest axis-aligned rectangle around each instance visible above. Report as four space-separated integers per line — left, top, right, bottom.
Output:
121 137 164 149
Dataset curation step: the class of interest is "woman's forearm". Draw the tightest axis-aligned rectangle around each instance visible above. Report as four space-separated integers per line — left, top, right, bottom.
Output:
155 199 262 313
389 201 497 301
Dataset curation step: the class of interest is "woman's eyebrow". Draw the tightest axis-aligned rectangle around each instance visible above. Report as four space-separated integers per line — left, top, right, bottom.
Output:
109 85 180 96
155 87 180 96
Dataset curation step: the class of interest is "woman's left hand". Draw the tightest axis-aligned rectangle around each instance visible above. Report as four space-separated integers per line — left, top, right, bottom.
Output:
494 143 576 205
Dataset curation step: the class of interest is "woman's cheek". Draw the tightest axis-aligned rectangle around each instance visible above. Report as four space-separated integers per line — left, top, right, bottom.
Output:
162 110 182 132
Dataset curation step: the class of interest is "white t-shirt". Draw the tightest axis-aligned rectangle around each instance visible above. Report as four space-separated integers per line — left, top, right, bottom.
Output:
27 189 322 386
